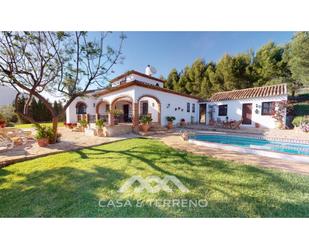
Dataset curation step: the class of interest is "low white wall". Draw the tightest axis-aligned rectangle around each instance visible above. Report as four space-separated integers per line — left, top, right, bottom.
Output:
205 95 288 129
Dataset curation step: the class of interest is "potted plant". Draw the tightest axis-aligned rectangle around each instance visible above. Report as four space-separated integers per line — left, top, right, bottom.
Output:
0 113 6 128
166 116 176 129
109 109 123 125
96 119 105 136
180 118 186 127
139 115 152 132
79 119 88 132
34 125 51 147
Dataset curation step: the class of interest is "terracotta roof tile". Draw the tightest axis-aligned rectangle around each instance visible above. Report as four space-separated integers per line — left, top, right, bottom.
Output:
209 84 287 101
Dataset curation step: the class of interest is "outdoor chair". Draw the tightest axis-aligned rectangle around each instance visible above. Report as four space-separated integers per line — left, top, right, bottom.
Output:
0 127 29 146
215 118 223 128
0 133 14 150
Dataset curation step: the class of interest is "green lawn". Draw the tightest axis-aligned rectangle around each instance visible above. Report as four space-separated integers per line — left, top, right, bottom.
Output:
0 138 308 217
14 122 64 128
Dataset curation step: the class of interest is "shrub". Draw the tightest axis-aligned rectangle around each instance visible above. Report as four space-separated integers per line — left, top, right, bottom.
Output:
139 115 152 124
166 116 176 122
293 104 309 116
0 105 18 123
109 109 123 117
34 125 60 143
96 119 105 129
34 125 53 140
292 116 303 127
79 119 88 128
0 113 5 122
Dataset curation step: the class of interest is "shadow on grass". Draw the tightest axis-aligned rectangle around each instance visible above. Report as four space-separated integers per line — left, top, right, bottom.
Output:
1 138 309 217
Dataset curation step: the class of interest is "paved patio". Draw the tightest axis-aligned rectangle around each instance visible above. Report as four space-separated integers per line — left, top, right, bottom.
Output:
159 133 309 175
0 127 137 167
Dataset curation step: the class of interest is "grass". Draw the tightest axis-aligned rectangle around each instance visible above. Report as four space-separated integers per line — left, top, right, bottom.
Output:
0 138 308 217
14 122 64 128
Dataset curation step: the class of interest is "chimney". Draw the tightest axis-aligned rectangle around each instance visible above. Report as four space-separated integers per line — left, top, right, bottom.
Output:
145 65 152 76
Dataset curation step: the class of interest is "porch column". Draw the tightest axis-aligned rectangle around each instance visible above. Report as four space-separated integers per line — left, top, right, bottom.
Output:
109 113 114 126
132 102 139 127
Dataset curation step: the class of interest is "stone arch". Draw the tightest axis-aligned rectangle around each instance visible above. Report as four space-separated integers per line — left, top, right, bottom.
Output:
96 100 109 114
137 94 161 124
111 95 134 109
110 95 134 126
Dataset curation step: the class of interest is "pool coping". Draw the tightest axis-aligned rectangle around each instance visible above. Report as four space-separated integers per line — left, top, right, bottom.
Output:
188 139 309 163
185 129 309 145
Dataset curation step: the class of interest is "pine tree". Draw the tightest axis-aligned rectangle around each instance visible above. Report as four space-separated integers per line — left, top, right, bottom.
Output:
165 68 179 90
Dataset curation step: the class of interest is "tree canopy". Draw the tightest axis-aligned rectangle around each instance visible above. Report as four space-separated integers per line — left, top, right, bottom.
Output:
0 31 125 140
165 33 309 98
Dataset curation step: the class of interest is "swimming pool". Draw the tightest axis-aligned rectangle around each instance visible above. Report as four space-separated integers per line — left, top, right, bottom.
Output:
189 134 309 157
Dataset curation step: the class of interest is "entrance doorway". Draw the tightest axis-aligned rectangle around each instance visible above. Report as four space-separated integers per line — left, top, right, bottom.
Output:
242 103 252 125
123 104 129 122
199 104 207 124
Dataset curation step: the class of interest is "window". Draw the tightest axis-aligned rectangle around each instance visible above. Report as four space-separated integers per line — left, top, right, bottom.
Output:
192 103 195 113
218 105 228 116
262 102 275 115
187 103 190 112
76 102 87 114
141 101 148 115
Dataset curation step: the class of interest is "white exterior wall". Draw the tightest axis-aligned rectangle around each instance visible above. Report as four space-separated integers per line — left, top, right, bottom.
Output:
134 86 199 126
139 96 159 122
205 95 288 129
112 73 164 88
65 85 199 126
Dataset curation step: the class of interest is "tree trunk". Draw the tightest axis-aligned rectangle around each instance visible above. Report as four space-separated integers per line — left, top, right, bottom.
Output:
52 116 58 143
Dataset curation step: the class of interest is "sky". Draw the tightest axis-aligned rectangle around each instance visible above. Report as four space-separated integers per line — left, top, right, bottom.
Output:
102 31 294 79
2 32 294 104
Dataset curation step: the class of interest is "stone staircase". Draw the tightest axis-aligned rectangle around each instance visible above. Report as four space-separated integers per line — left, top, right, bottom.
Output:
138 122 172 136
149 122 168 132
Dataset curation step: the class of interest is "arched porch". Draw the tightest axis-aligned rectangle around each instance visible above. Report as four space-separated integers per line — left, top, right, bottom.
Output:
110 96 134 126
137 95 161 125
95 100 110 123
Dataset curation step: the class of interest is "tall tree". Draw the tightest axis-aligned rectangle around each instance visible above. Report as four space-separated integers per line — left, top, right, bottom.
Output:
185 58 207 95
0 31 125 141
165 68 179 90
284 32 309 92
215 54 237 90
252 42 286 86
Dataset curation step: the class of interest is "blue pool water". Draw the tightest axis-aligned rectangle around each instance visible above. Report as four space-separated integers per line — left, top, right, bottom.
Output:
190 134 309 156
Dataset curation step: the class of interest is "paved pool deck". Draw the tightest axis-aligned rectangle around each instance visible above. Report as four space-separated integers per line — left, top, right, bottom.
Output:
159 133 309 175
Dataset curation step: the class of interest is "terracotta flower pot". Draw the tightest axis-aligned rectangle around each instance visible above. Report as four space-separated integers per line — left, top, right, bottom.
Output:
140 123 150 132
97 128 104 137
37 138 49 147
167 121 173 129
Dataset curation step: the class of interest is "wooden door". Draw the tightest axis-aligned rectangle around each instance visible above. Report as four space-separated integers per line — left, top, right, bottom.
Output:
242 103 252 125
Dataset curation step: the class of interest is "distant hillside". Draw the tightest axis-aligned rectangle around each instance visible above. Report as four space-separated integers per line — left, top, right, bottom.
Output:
0 85 17 106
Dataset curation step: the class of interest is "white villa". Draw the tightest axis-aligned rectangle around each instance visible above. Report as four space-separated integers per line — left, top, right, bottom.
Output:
65 66 288 132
